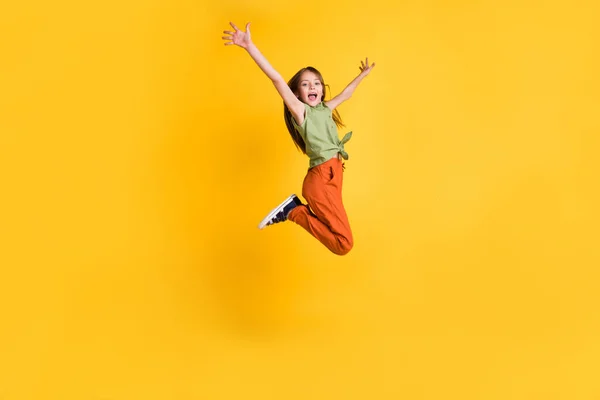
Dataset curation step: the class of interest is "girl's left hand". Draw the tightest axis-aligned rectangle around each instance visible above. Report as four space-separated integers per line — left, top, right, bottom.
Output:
359 57 376 75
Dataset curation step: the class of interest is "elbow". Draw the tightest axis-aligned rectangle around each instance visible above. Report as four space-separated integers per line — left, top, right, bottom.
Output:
338 94 351 105
271 74 285 85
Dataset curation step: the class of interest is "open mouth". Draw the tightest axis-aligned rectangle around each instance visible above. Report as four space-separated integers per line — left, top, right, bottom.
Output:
308 94 318 101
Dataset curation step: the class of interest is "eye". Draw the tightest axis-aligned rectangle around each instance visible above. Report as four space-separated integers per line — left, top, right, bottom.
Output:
315 82 321 86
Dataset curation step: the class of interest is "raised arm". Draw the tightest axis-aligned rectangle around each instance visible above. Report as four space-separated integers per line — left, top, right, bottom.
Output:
325 58 376 111
222 22 305 120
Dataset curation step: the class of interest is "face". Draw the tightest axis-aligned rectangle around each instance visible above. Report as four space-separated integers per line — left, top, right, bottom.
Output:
296 70 323 106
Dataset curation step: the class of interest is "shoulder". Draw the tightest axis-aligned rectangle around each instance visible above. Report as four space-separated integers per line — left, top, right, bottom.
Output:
322 101 336 113
292 102 310 127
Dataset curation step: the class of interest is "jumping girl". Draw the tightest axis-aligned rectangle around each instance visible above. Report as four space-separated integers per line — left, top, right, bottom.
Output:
222 21 375 255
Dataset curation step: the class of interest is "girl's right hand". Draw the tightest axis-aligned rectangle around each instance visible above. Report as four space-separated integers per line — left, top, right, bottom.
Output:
222 22 252 49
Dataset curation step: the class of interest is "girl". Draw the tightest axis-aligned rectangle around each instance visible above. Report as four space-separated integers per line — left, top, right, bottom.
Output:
222 21 375 256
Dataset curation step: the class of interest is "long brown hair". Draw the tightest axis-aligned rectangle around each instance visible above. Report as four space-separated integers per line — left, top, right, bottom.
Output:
283 66 345 154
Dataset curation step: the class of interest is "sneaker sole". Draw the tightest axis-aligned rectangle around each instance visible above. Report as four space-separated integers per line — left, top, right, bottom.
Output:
258 194 297 229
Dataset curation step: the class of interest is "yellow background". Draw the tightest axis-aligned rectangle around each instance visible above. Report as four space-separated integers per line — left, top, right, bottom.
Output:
1 0 599 398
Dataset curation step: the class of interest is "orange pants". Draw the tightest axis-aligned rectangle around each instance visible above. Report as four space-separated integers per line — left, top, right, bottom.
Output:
288 157 354 255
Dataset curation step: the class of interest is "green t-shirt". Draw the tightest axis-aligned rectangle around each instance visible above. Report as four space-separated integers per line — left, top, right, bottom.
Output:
291 102 352 169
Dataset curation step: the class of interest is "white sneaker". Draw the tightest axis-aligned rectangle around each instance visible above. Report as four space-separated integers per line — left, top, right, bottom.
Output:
258 194 302 229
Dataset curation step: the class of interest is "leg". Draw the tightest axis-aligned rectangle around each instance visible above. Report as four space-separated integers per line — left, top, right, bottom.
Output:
288 157 353 255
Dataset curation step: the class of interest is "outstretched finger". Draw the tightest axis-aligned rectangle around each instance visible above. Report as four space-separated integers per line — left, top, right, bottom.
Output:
223 30 234 35
245 22 251 32
222 36 232 40
229 21 240 31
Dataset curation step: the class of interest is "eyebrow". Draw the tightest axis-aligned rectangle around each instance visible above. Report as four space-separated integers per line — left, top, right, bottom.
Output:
300 79 321 83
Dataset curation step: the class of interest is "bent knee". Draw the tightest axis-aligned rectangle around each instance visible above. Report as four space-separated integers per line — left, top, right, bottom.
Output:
334 240 353 256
